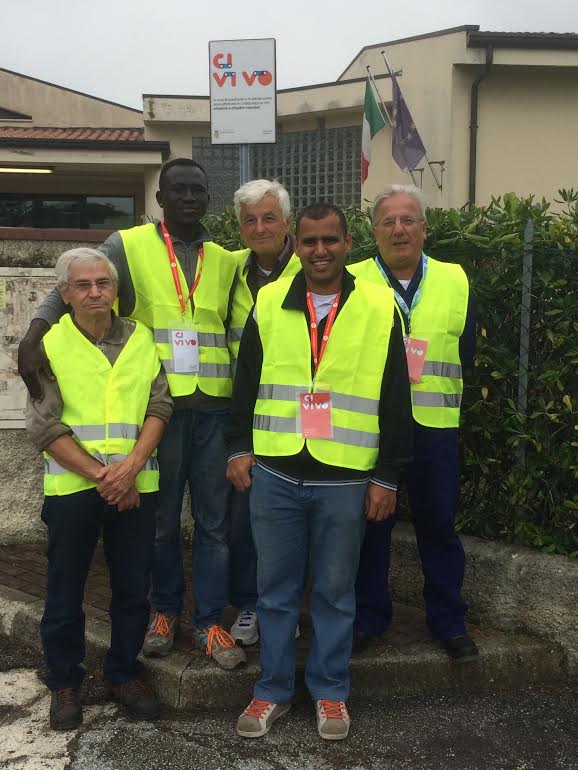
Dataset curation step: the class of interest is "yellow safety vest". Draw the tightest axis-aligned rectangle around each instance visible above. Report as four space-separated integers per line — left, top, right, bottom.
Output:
253 276 395 471
119 223 237 398
227 249 301 366
349 256 469 428
42 315 161 496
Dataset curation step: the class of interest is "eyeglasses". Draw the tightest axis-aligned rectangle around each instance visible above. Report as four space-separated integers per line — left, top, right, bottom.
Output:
375 215 424 229
67 278 114 292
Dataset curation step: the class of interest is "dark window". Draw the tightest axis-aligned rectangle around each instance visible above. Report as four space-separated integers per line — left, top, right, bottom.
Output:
0 194 135 229
192 125 362 213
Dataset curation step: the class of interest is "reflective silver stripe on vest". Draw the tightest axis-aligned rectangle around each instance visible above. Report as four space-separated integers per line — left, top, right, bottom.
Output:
412 392 462 408
257 384 379 417
69 424 140 441
44 458 68 475
253 414 296 433
107 453 159 471
69 425 106 441
154 328 227 348
227 327 244 343
108 423 140 440
198 332 227 348
45 454 158 475
253 414 378 449
161 360 231 379
422 361 462 379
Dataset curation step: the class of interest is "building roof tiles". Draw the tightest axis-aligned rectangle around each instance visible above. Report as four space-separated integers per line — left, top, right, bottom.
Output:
0 127 145 141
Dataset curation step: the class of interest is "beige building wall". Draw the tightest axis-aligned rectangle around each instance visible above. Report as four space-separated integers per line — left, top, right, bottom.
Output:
475 67 578 204
340 31 477 208
139 31 578 213
0 69 142 127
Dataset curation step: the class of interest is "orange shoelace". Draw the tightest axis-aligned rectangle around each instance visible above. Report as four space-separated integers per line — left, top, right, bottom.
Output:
244 698 272 718
205 624 236 655
319 700 346 719
150 612 174 637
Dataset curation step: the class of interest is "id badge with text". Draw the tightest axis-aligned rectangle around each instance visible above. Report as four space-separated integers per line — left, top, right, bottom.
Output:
170 329 199 374
299 391 333 439
403 336 428 383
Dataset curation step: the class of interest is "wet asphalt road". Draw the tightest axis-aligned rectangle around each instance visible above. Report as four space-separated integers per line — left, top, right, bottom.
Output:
1 635 576 770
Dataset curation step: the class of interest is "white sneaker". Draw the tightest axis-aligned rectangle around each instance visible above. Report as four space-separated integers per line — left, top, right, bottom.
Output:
230 610 259 646
237 699 291 738
315 699 350 740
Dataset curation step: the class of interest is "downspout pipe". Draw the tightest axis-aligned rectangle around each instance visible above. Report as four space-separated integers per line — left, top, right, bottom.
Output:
468 44 493 207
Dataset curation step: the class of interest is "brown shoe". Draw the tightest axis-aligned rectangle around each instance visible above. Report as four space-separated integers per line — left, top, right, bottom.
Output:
105 678 160 721
49 687 82 731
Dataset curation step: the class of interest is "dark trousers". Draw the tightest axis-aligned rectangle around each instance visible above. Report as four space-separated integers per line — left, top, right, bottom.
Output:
355 424 468 640
40 488 156 690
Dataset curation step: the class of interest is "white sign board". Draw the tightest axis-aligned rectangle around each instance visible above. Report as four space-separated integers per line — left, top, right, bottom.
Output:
209 38 276 144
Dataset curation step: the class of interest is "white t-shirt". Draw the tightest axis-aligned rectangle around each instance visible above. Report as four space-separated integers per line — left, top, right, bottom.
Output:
310 292 338 321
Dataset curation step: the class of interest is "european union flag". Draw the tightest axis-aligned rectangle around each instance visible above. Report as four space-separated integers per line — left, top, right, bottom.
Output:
391 73 426 172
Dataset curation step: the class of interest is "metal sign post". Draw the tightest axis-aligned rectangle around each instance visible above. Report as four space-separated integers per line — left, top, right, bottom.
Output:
239 144 252 186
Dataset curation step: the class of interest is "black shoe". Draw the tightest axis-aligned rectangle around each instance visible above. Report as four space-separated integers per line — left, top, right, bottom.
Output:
105 677 161 720
49 687 82 731
442 634 479 663
352 631 375 655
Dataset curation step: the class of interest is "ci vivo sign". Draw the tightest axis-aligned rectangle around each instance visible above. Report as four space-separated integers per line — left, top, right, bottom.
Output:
209 38 276 145
212 52 273 88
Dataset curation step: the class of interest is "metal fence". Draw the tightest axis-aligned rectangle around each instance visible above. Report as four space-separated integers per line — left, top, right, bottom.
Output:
192 125 362 213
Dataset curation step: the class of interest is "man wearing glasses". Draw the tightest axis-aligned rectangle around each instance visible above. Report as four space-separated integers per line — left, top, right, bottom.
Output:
25 248 172 729
350 185 479 662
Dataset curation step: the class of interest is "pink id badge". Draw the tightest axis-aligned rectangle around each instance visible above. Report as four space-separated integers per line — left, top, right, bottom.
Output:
403 336 428 383
299 392 333 439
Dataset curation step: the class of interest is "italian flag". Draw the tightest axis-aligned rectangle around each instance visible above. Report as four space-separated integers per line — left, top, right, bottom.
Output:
361 76 386 183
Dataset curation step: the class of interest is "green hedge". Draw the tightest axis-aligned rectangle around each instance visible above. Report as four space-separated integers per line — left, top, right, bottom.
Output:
206 192 578 556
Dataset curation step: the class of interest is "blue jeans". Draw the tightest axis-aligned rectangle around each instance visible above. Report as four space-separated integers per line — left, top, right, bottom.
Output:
250 464 367 703
230 489 257 611
355 424 467 639
151 408 241 627
40 489 156 690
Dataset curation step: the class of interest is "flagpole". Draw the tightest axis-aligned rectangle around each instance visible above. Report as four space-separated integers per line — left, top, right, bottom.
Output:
380 50 442 191
366 66 419 187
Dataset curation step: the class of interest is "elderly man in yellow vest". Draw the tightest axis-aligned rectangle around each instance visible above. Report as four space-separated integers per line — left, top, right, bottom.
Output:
349 184 479 662
226 203 412 740
25 247 172 730
227 179 301 646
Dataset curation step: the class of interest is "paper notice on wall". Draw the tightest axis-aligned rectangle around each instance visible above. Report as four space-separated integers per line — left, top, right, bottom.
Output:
0 268 55 427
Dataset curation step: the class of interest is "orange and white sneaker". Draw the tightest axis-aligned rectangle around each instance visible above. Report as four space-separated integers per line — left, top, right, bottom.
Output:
236 698 291 738
315 699 351 740
194 624 246 670
142 612 178 657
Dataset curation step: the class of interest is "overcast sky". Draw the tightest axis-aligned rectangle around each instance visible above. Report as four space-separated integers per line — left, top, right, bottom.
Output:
3 0 578 109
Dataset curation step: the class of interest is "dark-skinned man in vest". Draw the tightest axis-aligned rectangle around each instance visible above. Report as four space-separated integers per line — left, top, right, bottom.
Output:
227 179 301 646
349 184 479 662
226 203 412 741
18 158 247 671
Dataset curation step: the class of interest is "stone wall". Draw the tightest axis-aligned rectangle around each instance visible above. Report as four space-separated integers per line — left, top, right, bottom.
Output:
390 522 578 676
0 238 89 269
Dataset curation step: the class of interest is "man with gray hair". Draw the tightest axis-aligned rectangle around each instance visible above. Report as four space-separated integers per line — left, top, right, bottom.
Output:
349 184 479 662
226 179 301 645
25 247 172 729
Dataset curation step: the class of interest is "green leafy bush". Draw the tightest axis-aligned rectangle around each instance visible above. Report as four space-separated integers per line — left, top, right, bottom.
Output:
205 192 578 555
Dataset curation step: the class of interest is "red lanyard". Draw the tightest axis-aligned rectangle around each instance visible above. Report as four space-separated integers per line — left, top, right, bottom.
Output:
306 290 341 377
160 221 204 316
